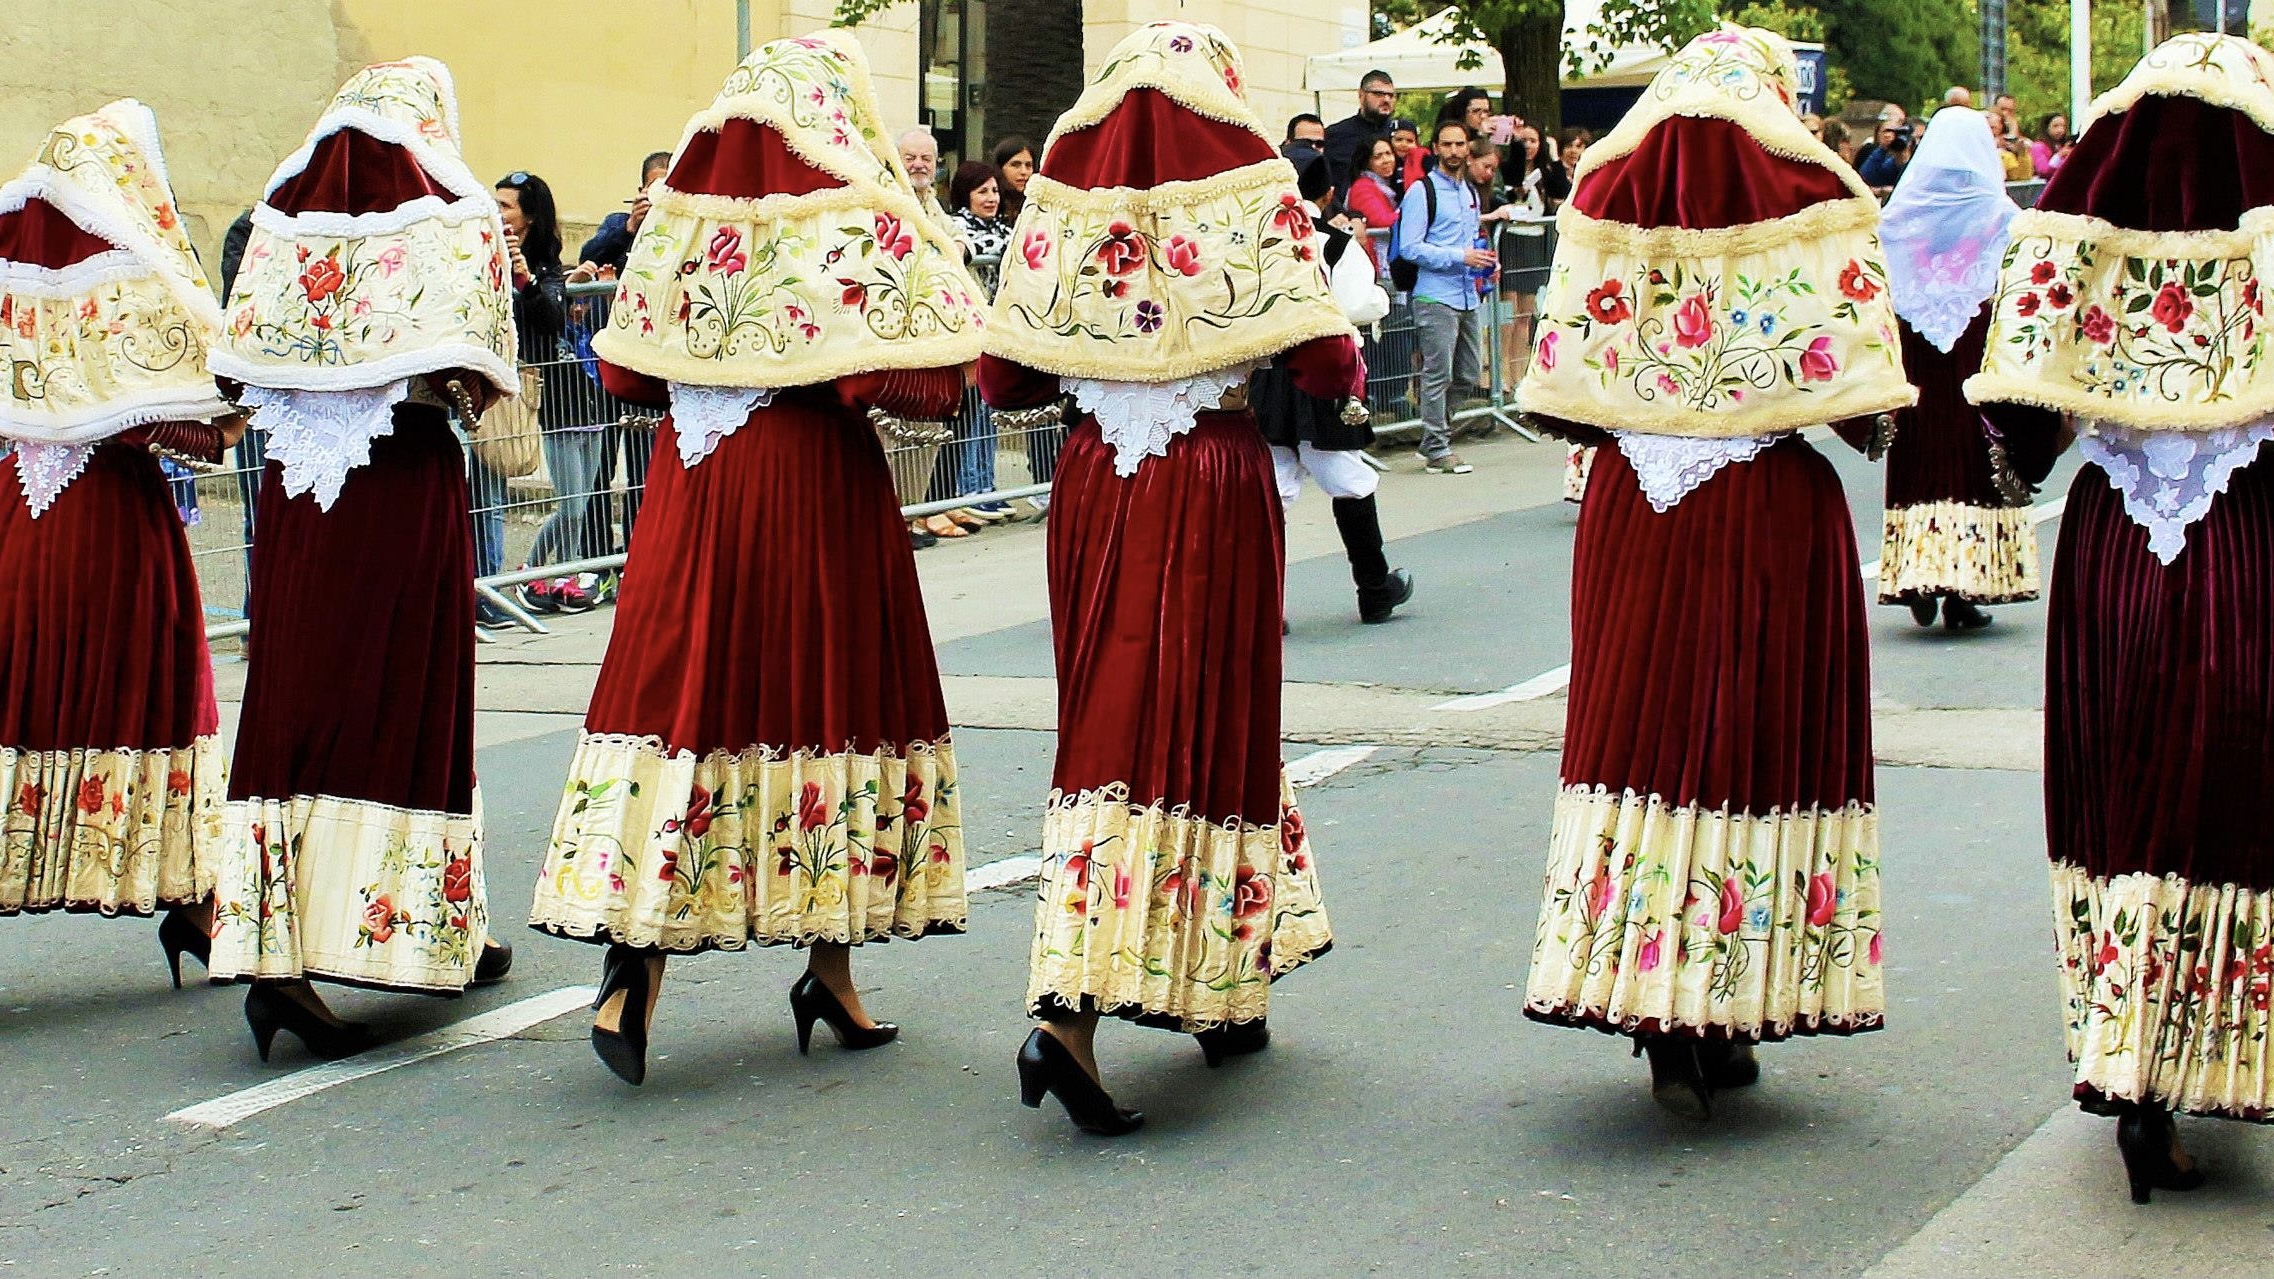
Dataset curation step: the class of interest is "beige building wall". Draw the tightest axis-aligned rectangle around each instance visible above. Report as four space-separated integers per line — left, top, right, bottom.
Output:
1082 0 1366 141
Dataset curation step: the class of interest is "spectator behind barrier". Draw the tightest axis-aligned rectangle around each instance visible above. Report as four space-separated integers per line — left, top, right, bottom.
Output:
576 150 671 276
1323 68 1398 192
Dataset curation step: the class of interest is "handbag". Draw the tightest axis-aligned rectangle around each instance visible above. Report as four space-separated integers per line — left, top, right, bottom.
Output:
471 366 544 478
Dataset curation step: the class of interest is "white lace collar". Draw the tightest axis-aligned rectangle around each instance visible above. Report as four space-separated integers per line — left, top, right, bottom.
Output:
1065 363 1260 478
2077 420 2274 565
242 380 410 510
1612 431 1787 511
11 441 97 517
668 383 777 469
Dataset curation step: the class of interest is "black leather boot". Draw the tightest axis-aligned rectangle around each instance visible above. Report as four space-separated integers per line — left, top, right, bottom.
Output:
1333 494 1414 624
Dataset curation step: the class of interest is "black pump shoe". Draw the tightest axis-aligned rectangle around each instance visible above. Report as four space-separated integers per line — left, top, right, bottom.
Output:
1637 1035 1713 1120
1908 594 1939 627
158 909 211 989
1699 1040 1759 1089
590 944 657 1085
1194 1018 1270 1067
1017 1027 1143 1136
1943 597 1994 630
244 984 374 1063
790 972 898 1054
472 939 514 985
2117 1105 2205 1204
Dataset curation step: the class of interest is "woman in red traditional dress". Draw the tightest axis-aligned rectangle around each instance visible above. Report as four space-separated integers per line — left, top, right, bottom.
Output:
1514 27 1915 1119
1965 32 2274 1202
0 101 238 977
207 58 520 1059
1876 105 2037 630
526 31 986 1086
979 21 1365 1136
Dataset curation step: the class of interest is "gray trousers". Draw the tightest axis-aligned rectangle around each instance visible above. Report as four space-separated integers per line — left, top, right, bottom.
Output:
1412 298 1485 460
529 428 608 568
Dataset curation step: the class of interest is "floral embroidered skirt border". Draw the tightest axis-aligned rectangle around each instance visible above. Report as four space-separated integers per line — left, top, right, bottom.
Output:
1878 501 2040 605
1028 777 1331 1032
529 735 967 951
209 410 489 993
1029 414 1332 1032
1526 438 1887 1041
527 401 968 953
0 442 227 916
2044 452 2274 1121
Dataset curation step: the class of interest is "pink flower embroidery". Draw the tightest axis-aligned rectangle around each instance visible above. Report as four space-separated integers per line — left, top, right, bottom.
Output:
706 226 747 275
1799 336 1839 382
1163 234 1205 277
1716 877 1743 935
375 245 407 277
1806 872 1837 927
873 212 915 260
1536 329 1559 372
2080 305 2116 345
1638 930 1663 972
1656 372 1680 396
1672 293 1714 348
1020 227 1053 271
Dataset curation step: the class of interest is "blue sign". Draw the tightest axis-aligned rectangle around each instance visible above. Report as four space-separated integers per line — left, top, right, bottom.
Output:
1793 48 1827 118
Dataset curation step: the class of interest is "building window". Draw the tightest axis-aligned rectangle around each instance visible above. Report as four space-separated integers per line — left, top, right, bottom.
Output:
921 0 986 167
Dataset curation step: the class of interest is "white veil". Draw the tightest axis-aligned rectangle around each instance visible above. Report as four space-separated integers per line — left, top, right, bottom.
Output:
1878 105 2019 352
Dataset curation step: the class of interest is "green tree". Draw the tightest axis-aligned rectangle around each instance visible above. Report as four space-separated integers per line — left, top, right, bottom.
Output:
2005 0 2147 131
1722 0 1850 110
1378 1 1720 135
1816 0 1972 111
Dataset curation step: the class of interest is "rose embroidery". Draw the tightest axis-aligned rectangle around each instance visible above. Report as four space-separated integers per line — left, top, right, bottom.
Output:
1020 227 1053 271
364 897 396 944
873 212 915 261
706 227 748 276
443 852 475 904
298 257 345 304
1536 329 1559 372
901 774 930 826
76 776 105 815
1271 193 1312 240
1097 221 1147 277
12 782 39 815
1672 293 1714 349
797 780 830 832
1806 872 1837 927
2150 282 2192 333
1715 877 1744 934
1799 336 1838 382
1163 233 1205 277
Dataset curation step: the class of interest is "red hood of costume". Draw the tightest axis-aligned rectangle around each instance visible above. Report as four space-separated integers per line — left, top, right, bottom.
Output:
1574 115 1851 229
1041 87 1276 189
2038 95 2274 232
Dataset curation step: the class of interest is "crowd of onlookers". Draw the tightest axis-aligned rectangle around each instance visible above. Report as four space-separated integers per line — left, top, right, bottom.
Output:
1807 86 2075 199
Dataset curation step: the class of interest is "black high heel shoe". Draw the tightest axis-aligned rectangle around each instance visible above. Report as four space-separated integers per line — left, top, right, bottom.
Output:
790 972 898 1054
472 939 514 986
1942 597 1994 631
244 984 374 1063
2117 1105 2205 1204
1908 594 1939 627
1017 1027 1144 1136
1698 1040 1759 1089
1637 1034 1713 1120
158 910 211 990
591 944 657 1085
1194 1018 1270 1067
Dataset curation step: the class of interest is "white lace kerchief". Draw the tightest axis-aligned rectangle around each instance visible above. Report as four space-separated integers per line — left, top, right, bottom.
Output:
2078 419 2274 564
1067 363 1261 478
241 380 410 510
1613 431 1788 512
11 441 98 518
669 383 777 469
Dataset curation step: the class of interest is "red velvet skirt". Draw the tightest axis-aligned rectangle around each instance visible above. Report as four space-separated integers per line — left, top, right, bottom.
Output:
0 441 223 916
1025 412 1331 1033
584 392 950 754
1047 412 1285 823
209 407 487 994
227 407 476 814
1880 317 2040 605
530 391 966 953
1526 436 1885 1042
2044 445 2274 1120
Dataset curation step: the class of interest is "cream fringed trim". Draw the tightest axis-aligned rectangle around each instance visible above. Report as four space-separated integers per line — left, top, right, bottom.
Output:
1026 162 1295 213
0 172 221 334
984 306 1347 387
657 182 897 224
1556 197 1881 258
590 328 984 393
0 394 237 449
1963 368 2274 435
2080 31 2274 135
1517 373 1914 441
2007 205 2274 259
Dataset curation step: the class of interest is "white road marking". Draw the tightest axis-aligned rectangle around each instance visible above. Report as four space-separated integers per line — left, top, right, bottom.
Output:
966 745 1381 894
1284 743 1381 786
165 985 597 1130
1444 494 2072 707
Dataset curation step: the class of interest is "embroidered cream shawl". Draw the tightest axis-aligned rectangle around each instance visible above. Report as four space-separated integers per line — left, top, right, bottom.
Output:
213 57 518 395
1517 26 1915 438
1966 33 2274 432
0 100 230 445
592 31 987 390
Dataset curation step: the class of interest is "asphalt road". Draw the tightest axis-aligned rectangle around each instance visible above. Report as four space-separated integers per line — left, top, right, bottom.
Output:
3 432 2266 1278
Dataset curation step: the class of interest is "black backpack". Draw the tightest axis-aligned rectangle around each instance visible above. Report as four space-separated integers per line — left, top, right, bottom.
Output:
1388 173 1439 294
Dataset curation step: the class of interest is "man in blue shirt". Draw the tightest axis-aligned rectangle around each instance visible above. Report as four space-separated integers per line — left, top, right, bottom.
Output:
1396 119 1498 473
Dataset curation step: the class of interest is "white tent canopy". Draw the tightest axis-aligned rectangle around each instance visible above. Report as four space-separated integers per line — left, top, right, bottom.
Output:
1306 4 1820 96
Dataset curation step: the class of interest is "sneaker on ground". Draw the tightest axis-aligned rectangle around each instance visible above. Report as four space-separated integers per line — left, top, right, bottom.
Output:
551 576 597 613
1422 452 1474 475
591 570 620 605
474 599 514 629
971 500 1014 517
516 578 560 615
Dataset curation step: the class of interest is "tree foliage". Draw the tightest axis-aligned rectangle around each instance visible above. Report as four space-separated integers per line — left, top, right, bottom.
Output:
1390 0 1718 134
1816 0 1971 111
2005 0 2148 128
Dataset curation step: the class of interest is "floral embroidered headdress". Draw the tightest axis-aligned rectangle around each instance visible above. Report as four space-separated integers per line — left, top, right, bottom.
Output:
1517 25 1914 438
593 31 987 391
982 21 1354 383
212 57 517 509
0 100 230 451
1965 32 2274 432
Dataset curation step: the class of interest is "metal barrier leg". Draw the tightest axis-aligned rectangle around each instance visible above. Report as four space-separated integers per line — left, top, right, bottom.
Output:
477 581 551 634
